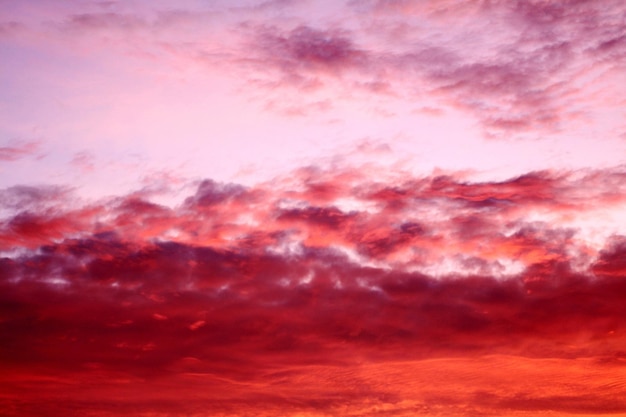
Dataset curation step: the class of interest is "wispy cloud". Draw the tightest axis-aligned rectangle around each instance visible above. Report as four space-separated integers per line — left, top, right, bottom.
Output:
233 0 626 136
4 0 625 138
0 141 39 162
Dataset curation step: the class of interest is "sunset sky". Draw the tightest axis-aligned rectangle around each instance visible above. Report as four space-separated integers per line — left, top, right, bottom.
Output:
2 1 626 416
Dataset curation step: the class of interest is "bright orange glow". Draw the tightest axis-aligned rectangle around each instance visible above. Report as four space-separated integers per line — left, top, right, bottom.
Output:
3 355 626 416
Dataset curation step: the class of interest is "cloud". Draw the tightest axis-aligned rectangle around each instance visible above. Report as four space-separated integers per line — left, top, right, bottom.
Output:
234 0 626 137
256 25 366 71
0 141 39 162
2 165 626 415
6 0 624 138
70 152 95 172
3 233 623 366
239 24 371 94
592 236 626 278
1 0 625 413
184 179 248 208
0 185 69 211
244 21 564 133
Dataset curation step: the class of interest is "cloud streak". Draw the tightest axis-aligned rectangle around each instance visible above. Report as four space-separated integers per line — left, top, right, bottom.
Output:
0 141 39 162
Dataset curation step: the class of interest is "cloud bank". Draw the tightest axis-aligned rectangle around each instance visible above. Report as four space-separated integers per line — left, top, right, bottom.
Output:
2 165 626 416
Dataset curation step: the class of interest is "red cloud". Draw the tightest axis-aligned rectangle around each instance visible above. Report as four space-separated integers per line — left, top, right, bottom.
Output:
2 166 626 416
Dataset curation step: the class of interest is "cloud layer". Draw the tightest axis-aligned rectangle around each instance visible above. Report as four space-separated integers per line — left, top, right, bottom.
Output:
2 165 626 416
239 0 626 136
3 0 626 139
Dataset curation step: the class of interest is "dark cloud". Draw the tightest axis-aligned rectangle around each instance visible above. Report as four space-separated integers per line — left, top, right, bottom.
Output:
3 235 625 367
278 205 357 229
0 185 69 211
184 179 247 208
592 236 626 278
256 25 366 72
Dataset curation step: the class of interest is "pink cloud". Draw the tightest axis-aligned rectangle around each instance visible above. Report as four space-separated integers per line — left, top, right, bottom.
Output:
227 0 626 137
255 25 367 72
4 0 624 146
0 141 39 162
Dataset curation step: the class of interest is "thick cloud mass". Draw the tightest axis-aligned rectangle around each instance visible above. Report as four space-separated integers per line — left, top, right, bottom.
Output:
2 167 626 416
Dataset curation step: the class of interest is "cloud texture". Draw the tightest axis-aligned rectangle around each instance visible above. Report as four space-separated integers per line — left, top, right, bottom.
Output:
236 0 626 136
2 166 626 416
2 0 626 416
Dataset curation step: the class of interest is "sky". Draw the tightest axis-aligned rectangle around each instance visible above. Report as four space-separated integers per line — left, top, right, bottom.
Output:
2 0 626 416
